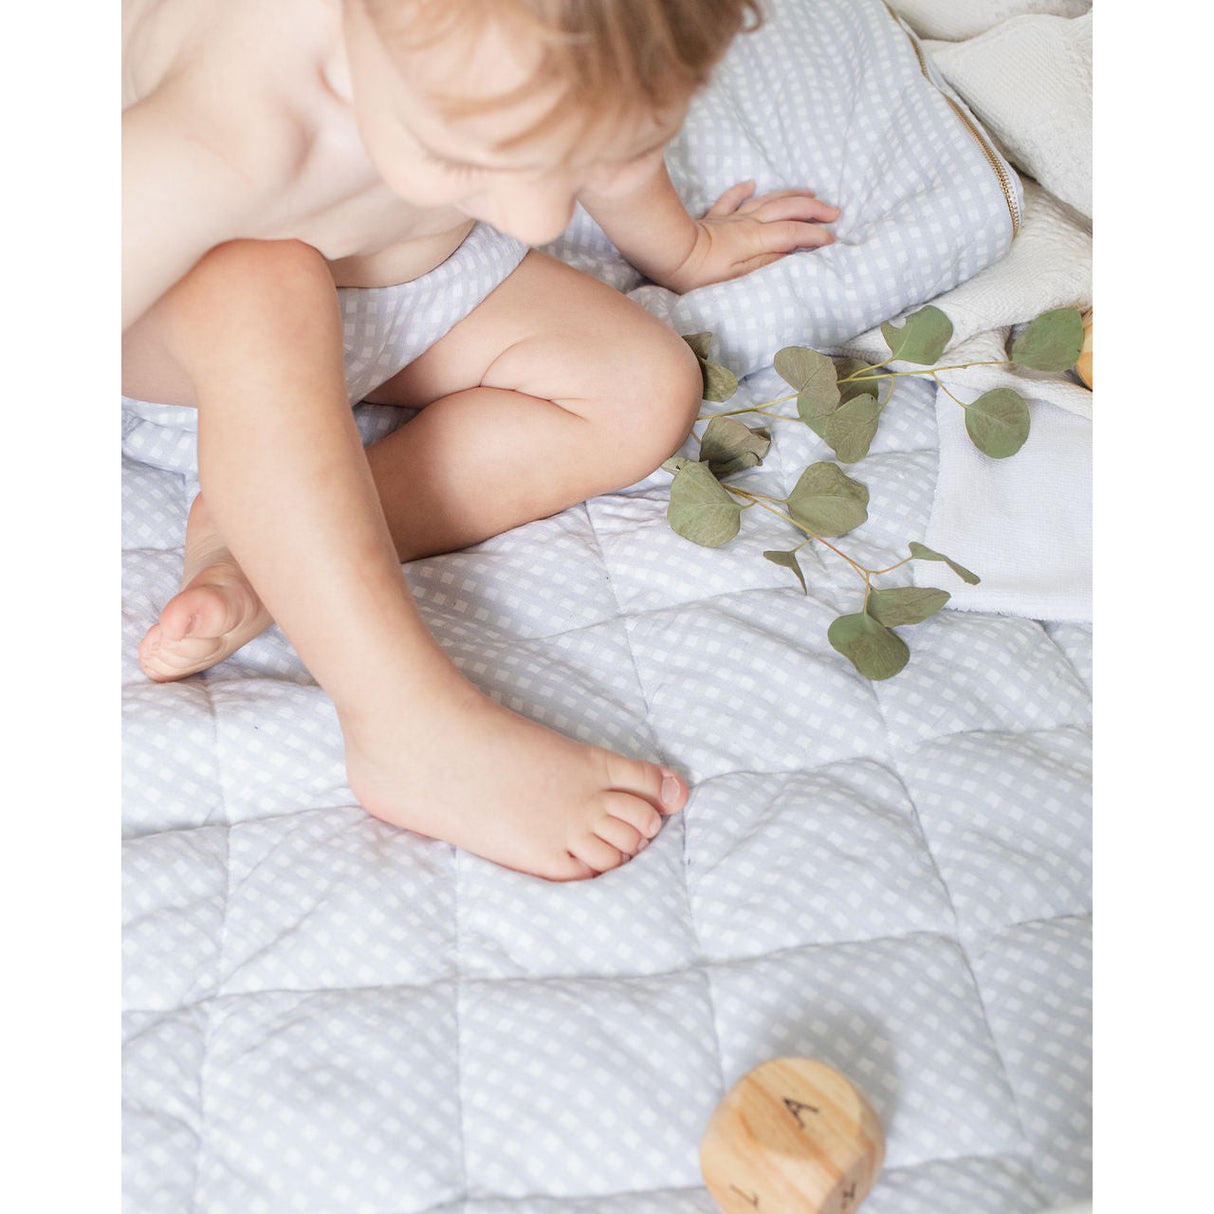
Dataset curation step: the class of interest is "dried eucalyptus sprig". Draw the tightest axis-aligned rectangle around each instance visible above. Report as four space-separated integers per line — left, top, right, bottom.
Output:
686 305 1084 463
667 306 1084 680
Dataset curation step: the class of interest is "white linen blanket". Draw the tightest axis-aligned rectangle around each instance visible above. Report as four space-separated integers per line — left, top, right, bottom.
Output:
852 5 1093 619
122 3 1092 1212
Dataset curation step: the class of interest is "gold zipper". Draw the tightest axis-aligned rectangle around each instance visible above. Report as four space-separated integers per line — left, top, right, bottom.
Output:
884 4 1022 239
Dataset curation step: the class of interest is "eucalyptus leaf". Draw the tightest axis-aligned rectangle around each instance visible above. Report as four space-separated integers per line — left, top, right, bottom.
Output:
867 586 950 627
774 346 841 431
964 387 1031 458
786 462 869 537
1010 308 1084 372
908 542 980 585
834 358 884 404
774 345 836 391
700 417 772 477
828 611 910 680
666 459 742 547
797 387 840 436
682 331 738 402
880 305 953 365
823 394 881 463
763 548 808 594
702 361 739 403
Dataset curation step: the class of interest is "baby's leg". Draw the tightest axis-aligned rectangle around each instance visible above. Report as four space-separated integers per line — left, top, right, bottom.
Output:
142 251 702 665
362 250 703 558
126 240 695 880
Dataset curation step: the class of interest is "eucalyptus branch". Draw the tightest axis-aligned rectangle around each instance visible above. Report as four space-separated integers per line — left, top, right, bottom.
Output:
671 305 1085 679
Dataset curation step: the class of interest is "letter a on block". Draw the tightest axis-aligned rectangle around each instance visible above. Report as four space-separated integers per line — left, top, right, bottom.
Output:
700 1058 885 1214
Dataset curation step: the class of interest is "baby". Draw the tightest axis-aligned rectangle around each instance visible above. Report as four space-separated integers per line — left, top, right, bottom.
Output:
122 0 839 880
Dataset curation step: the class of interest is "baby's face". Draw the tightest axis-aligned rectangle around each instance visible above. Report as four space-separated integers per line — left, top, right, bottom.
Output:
343 1 686 244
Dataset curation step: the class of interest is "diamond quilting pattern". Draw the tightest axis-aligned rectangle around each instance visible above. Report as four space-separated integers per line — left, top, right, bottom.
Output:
122 0 1089 1207
123 1006 210 1214
195 987 463 1213
456 830 698 981
865 1157 1045 1214
708 935 1025 1169
218 811 457 995
626 598 893 783
877 614 1092 747
900 727 1092 942
971 917 1093 1204
460 971 721 1198
123 825 229 1010
685 765 956 960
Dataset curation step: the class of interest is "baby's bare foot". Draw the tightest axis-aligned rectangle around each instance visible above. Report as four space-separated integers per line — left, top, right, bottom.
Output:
139 495 272 681
344 688 688 881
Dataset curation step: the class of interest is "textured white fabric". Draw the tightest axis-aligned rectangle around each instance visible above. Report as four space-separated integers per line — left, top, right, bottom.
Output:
841 11 1092 621
888 0 1090 42
122 2 1091 1211
924 13 1092 220
922 328 1092 620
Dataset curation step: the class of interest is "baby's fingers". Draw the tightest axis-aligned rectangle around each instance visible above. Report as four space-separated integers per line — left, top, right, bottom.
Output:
753 219 837 253
747 192 841 224
705 179 759 218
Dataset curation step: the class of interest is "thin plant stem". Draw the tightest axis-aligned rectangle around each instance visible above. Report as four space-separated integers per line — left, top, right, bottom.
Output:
839 359 1009 383
724 486 870 581
931 373 970 409
695 391 798 423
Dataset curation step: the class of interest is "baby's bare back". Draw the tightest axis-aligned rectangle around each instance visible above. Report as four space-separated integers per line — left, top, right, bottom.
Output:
122 0 473 329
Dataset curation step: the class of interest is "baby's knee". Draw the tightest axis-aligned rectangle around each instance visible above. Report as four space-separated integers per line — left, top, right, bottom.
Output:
174 239 339 354
634 325 704 461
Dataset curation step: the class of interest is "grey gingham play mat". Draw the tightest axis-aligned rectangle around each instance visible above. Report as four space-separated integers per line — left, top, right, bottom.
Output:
123 1 1091 1209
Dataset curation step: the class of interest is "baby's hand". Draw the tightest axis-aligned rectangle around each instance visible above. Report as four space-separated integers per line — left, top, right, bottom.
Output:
662 181 839 293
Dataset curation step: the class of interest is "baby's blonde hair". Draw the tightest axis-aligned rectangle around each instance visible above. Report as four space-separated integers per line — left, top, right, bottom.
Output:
365 0 762 145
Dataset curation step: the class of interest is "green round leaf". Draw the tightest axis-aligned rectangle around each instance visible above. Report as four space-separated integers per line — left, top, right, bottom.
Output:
681 332 713 360
774 345 836 392
666 460 742 547
700 416 771 477
823 394 881 463
834 358 884 404
828 611 910 680
880 305 953 365
773 347 841 435
1010 308 1084 372
964 387 1031 459
786 462 869 537
867 586 950 627
702 360 739 403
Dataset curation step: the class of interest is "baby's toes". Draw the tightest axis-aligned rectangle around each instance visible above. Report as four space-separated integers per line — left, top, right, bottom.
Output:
569 832 628 875
139 626 224 681
604 755 689 816
599 790 663 841
593 813 647 859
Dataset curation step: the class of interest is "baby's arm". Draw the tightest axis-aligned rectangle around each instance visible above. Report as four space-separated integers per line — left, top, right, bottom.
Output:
580 161 839 294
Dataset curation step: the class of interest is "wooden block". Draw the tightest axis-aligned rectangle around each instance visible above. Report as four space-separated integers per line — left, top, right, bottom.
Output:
1076 309 1093 389
700 1057 885 1214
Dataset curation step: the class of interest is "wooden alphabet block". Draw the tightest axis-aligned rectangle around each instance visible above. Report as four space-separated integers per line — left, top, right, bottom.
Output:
700 1057 885 1213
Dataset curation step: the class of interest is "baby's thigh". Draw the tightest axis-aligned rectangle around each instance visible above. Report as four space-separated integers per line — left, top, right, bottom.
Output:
370 251 701 420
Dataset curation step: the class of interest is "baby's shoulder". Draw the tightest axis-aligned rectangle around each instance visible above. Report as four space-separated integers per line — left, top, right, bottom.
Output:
124 0 330 203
